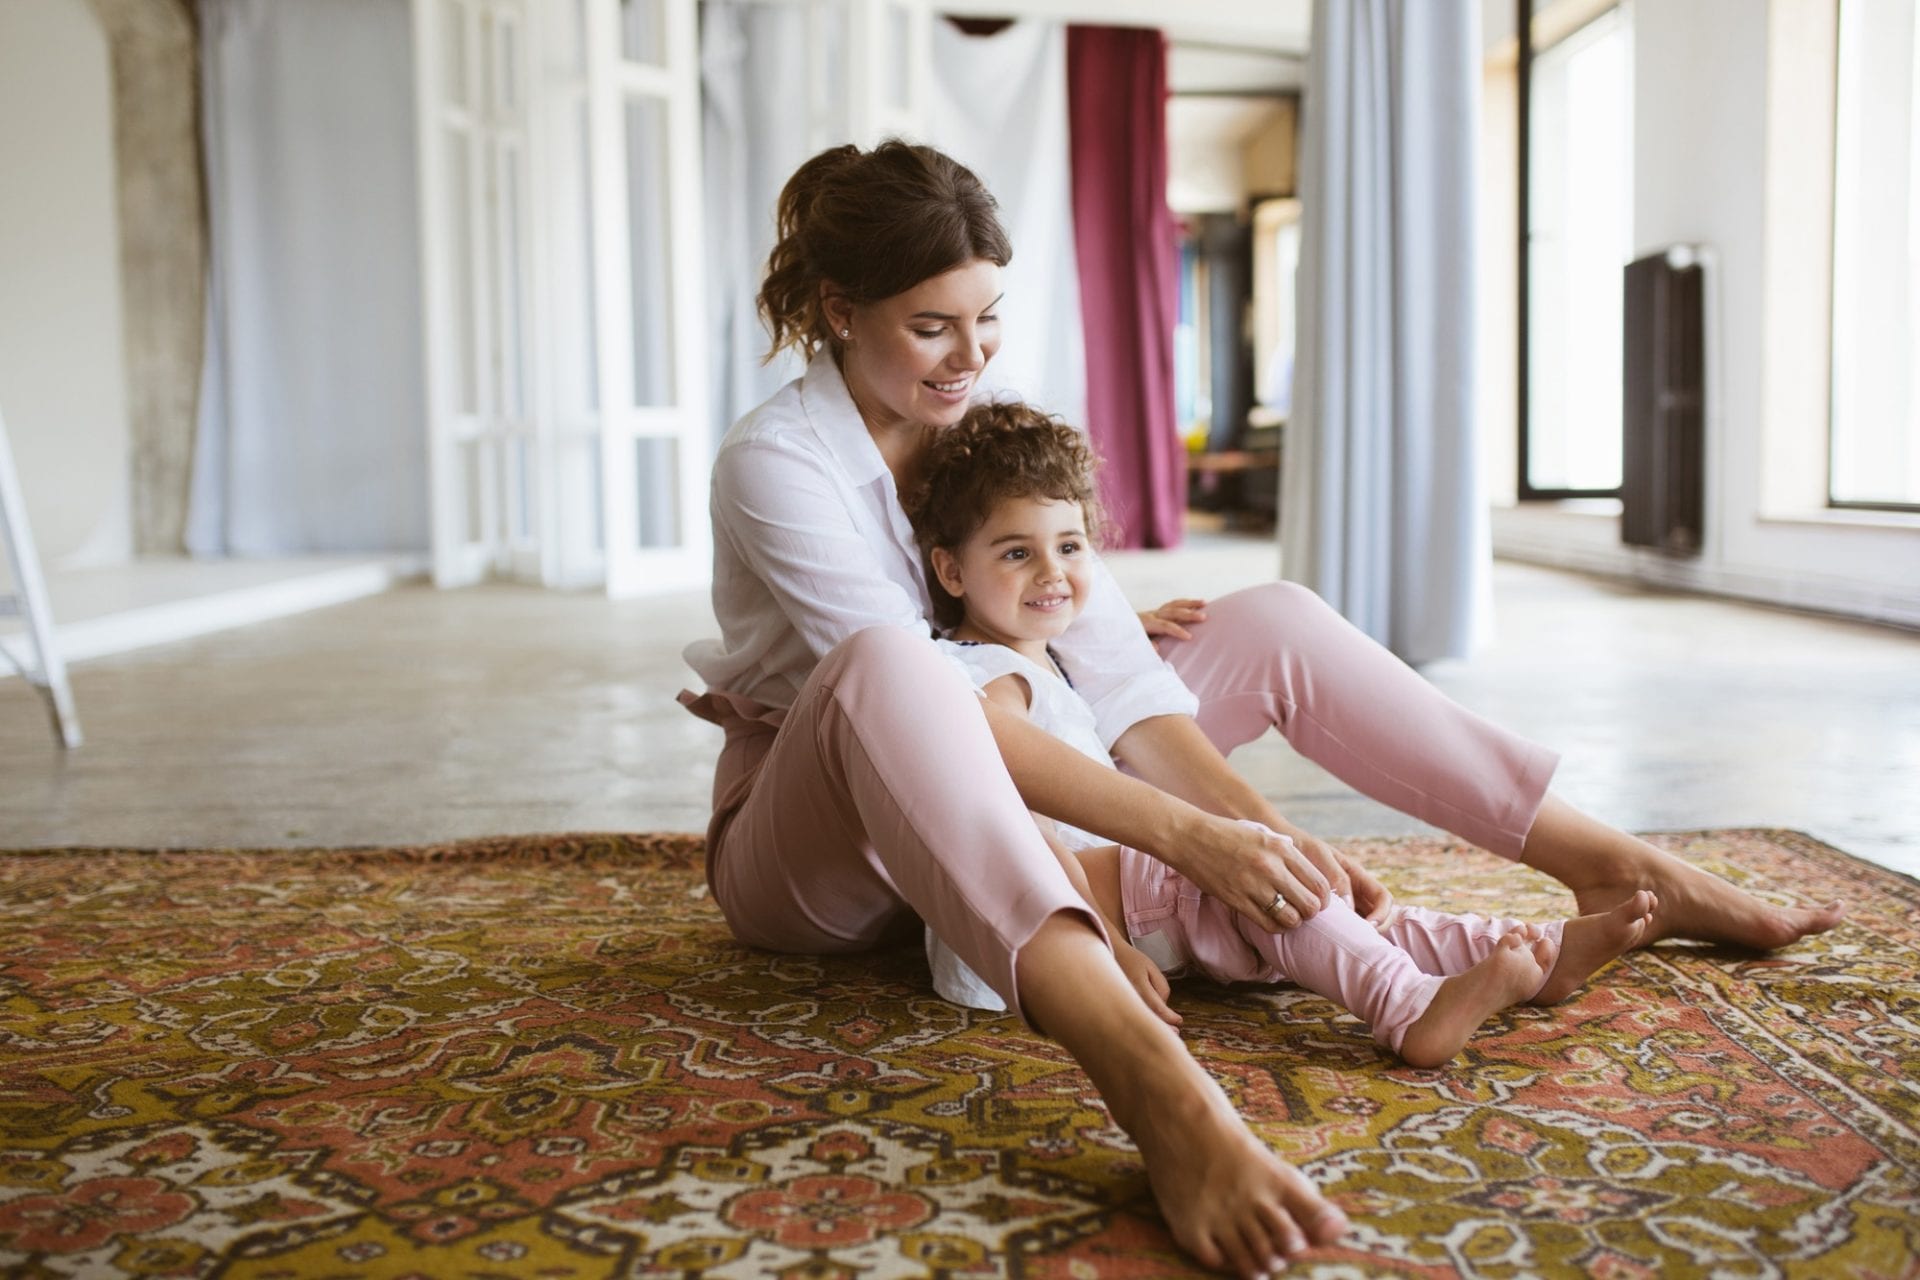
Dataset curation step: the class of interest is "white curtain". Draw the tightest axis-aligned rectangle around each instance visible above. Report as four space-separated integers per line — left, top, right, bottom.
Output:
1284 0 1489 664
926 20 1086 430
188 0 427 556
700 0 828 447
700 12 1084 437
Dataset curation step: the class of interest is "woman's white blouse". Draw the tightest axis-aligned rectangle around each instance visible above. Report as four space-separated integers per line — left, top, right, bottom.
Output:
682 351 1198 748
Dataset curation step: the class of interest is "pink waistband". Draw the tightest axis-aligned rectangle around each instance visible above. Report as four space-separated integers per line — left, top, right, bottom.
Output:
678 687 789 732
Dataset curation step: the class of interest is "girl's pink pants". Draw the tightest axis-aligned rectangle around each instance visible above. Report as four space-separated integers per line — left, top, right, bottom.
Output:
684 583 1558 1022
1117 840 1564 1054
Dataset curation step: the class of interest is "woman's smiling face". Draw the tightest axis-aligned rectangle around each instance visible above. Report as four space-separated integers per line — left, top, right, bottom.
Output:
831 259 1003 433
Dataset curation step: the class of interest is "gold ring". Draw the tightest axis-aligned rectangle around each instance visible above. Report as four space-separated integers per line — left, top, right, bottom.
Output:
1267 893 1288 917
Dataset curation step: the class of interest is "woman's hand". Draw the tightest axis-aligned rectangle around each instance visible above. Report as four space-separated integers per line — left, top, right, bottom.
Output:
1174 814 1333 932
1334 846 1392 925
1137 597 1208 641
1270 825 1392 926
1113 940 1182 1026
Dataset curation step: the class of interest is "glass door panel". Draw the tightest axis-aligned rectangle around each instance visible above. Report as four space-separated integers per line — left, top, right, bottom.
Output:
624 94 676 407
620 0 666 66
418 0 534 585
588 0 709 596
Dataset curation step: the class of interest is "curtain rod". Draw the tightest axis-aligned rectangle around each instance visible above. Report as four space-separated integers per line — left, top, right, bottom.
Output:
1170 89 1297 100
1169 38 1304 61
688 0 1305 60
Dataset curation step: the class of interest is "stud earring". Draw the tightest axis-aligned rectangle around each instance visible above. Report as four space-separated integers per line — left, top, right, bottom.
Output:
840 328 851 339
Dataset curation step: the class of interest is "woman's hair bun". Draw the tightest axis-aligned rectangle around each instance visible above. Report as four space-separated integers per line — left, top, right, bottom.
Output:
757 140 1012 363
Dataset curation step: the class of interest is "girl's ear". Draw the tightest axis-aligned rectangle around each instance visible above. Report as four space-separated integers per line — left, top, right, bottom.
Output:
929 546 964 600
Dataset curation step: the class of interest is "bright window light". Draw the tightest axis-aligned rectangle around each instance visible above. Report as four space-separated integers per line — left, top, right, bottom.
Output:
1831 0 1920 508
1526 6 1631 494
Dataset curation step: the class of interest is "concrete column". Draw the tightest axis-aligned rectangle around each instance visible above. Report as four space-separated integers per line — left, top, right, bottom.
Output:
86 0 203 556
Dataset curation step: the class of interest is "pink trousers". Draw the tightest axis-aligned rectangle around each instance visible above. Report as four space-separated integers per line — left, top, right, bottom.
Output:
1117 843 1563 1054
685 583 1558 1021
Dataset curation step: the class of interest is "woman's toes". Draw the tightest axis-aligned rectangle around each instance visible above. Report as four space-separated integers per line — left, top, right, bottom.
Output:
1184 1230 1225 1273
1233 1221 1280 1277
1298 1200 1350 1245
1211 1227 1257 1279
1259 1201 1307 1255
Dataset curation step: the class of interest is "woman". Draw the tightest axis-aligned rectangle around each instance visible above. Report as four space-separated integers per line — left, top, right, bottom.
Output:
680 140 1843 1278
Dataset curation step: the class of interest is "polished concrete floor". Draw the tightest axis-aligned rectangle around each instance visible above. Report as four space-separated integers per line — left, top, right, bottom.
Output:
3 541 1916 882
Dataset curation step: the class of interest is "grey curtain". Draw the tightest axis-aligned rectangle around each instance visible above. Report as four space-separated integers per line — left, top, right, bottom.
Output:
188 0 426 556
1284 0 1489 664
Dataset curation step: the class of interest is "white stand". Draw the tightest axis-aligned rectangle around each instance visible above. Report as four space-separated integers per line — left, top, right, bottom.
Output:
0 401 81 749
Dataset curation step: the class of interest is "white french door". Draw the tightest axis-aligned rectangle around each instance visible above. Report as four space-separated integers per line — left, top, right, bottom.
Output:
586 0 710 596
415 0 539 588
846 0 930 146
415 0 931 595
416 0 709 595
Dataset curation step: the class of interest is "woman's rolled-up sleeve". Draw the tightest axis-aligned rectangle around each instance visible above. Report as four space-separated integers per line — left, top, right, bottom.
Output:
1054 559 1199 749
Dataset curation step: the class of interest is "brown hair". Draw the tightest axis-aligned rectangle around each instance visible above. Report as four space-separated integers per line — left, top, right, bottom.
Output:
904 401 1106 629
757 140 1013 363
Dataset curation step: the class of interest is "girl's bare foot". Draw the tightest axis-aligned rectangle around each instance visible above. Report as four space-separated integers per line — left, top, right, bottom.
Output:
1531 890 1656 1004
1524 797 1845 950
1399 931 1551 1068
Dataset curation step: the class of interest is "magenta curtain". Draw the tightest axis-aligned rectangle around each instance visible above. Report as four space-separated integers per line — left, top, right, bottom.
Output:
1067 25 1184 550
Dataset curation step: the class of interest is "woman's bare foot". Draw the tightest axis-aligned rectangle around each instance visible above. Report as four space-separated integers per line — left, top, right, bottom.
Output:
1524 797 1845 950
1531 890 1656 1005
1574 854 1843 950
1019 915 1349 1277
1121 1061 1350 1277
1399 931 1551 1068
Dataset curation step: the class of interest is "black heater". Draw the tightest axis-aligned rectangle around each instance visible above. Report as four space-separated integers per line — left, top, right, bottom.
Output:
1621 248 1705 554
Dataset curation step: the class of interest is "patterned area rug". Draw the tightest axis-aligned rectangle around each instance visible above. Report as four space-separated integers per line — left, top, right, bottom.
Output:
1 830 1915 1279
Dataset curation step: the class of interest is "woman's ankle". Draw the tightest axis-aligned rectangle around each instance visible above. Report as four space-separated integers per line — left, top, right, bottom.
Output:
1519 795 1650 890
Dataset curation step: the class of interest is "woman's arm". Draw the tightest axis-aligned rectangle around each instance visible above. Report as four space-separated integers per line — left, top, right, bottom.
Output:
979 696 1332 926
975 676 1178 1027
1111 714 1391 923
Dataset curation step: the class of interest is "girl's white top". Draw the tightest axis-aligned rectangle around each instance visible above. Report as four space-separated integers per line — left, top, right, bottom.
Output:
927 638 1121 1012
682 351 1197 744
934 639 1112 850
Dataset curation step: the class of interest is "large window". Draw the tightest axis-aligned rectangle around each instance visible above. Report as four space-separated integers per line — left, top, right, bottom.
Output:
1520 2 1632 498
1831 0 1920 510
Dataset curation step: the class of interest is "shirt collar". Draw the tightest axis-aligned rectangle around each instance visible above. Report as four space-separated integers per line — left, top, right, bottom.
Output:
800 349 888 487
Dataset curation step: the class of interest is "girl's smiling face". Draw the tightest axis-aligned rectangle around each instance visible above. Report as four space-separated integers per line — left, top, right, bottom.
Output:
930 495 1092 660
827 259 1004 433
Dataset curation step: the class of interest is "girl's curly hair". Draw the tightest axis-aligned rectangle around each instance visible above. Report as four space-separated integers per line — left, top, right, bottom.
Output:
903 401 1107 630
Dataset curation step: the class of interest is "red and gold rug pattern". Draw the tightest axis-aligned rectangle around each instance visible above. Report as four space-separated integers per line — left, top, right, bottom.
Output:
0 830 1915 1278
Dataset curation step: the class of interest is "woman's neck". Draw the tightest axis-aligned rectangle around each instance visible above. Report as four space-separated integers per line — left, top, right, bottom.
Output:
842 357 933 490
872 419 934 493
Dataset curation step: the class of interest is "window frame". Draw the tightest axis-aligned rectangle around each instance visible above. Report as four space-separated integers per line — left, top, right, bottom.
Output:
1516 0 1629 502
1826 0 1920 515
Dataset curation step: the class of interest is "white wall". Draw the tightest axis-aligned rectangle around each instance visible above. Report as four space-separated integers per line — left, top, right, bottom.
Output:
0 0 132 569
1495 0 1920 626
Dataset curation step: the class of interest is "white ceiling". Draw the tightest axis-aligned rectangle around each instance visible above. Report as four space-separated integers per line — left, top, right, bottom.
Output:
936 0 1311 56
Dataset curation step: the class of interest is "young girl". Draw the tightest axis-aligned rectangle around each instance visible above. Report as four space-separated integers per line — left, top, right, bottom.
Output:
904 402 1658 1067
